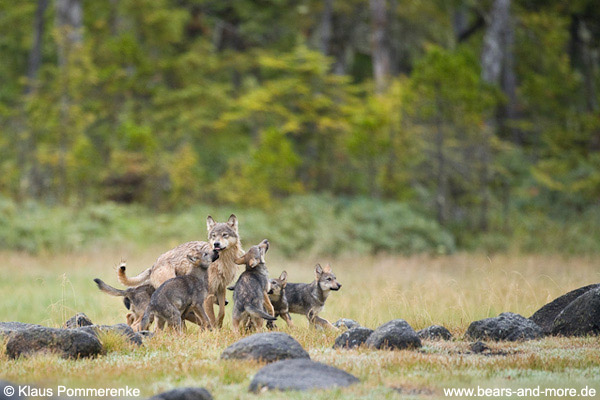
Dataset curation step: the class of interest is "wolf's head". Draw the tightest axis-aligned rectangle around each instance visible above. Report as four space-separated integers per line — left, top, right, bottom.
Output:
207 214 239 252
235 239 269 268
268 270 287 298
187 249 219 269
315 263 341 291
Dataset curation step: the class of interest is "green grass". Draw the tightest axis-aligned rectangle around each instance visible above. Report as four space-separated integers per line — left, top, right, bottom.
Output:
1 250 600 399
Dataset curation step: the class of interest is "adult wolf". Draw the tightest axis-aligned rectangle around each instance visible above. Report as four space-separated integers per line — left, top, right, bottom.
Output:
117 214 243 328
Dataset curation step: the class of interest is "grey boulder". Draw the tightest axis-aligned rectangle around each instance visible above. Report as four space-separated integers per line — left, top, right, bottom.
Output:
365 319 422 350
333 327 373 349
0 322 44 338
466 312 543 341
221 332 309 363
417 325 453 341
5 326 103 359
333 319 361 330
551 287 600 336
149 387 213 400
530 284 600 334
75 323 143 345
249 359 359 392
63 313 94 329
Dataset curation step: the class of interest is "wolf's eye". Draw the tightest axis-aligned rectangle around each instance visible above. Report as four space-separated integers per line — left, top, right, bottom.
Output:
327 278 332 281
211 233 216 238
222 233 229 238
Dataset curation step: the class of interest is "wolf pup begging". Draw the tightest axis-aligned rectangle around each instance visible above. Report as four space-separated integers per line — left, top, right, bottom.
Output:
118 214 243 328
231 239 276 331
285 264 341 330
140 250 219 332
94 274 155 331
266 271 294 330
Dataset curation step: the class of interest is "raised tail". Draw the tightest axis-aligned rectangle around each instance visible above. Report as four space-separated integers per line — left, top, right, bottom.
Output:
246 306 277 321
117 262 152 287
94 278 127 297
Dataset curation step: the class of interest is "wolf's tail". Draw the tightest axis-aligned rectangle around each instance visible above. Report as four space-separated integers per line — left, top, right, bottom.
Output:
94 278 127 297
117 262 152 287
246 306 277 321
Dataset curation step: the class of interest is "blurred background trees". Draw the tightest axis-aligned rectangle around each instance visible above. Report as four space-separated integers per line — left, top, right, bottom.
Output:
0 0 599 253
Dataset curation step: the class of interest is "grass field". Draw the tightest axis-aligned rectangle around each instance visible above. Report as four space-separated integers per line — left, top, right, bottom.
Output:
1 248 599 399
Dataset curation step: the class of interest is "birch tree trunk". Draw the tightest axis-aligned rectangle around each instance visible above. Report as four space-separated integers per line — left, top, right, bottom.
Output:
369 0 391 94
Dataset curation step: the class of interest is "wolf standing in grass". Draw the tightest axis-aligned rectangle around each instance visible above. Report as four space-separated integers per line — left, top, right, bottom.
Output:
117 214 243 328
231 239 276 331
286 264 341 329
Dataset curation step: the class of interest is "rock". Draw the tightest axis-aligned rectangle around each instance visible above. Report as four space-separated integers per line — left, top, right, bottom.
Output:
365 319 422 350
551 287 600 336
333 327 373 349
466 312 543 341
417 325 453 341
470 341 490 353
75 323 143 345
221 332 309 363
63 313 94 329
1 381 24 400
150 388 213 400
5 326 103 359
530 284 600 334
333 318 361 330
0 322 44 338
249 359 359 392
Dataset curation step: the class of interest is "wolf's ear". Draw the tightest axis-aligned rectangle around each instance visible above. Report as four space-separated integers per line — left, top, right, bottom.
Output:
323 263 332 273
207 216 216 231
259 239 269 254
279 270 288 282
227 214 238 231
315 264 323 277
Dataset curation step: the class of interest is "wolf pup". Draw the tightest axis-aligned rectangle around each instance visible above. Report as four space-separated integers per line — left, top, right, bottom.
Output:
140 249 219 332
118 214 243 328
285 264 341 330
231 239 276 331
266 271 294 330
94 273 155 331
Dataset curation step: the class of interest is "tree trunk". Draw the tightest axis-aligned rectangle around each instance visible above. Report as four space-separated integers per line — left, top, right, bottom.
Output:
434 87 448 225
479 0 511 232
20 0 49 200
369 0 391 93
319 0 333 56
55 0 83 202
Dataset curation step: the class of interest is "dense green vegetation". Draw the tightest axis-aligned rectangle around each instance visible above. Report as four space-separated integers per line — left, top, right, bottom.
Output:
1 0 599 254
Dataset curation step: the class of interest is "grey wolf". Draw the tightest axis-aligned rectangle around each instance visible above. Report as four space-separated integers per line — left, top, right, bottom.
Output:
231 239 276 331
94 273 155 332
266 271 294 329
140 249 219 332
117 214 243 328
285 264 341 329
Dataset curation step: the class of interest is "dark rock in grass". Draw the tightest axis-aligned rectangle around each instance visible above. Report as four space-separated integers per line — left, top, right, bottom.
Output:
63 313 94 328
0 322 44 338
5 326 102 359
221 332 309 363
530 284 600 334
417 325 453 341
365 319 421 350
150 387 213 400
333 318 361 330
249 359 359 392
333 327 373 349
551 287 600 336
75 323 142 345
1 381 24 400
466 312 543 342
470 341 490 353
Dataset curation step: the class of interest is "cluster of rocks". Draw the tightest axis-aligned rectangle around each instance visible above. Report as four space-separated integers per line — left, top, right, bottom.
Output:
0 313 147 359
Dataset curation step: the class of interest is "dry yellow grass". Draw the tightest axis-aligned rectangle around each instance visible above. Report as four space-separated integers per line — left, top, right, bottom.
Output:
1 249 599 399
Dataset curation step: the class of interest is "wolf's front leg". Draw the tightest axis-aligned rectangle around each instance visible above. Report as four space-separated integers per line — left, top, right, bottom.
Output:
216 290 226 328
203 294 217 327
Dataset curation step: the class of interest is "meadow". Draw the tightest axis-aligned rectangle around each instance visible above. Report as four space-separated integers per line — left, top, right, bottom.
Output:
1 247 599 399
